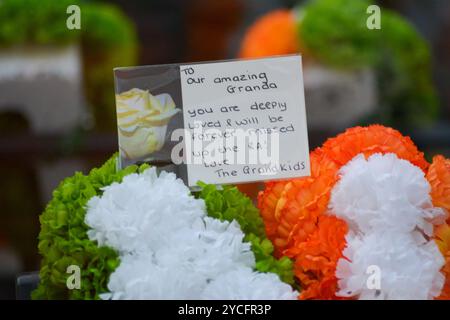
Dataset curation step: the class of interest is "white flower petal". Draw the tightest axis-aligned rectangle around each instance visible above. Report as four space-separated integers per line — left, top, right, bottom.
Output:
329 153 446 300
88 168 296 299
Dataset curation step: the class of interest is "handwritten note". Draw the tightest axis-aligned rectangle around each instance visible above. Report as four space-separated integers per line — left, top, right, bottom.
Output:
180 55 310 186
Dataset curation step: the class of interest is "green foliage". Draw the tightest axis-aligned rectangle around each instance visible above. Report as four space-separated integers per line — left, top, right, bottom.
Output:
80 2 138 130
197 182 265 237
297 0 438 126
32 154 149 300
197 183 295 285
81 3 137 50
0 0 80 46
0 0 138 130
0 0 136 48
299 0 378 69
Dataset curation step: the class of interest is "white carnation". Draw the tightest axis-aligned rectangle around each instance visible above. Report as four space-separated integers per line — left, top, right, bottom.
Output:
329 153 446 299
336 231 444 300
85 168 297 300
85 169 205 254
101 252 209 300
330 153 445 235
201 267 299 300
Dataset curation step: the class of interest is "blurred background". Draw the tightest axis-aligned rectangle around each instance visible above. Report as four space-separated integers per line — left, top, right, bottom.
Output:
0 0 449 299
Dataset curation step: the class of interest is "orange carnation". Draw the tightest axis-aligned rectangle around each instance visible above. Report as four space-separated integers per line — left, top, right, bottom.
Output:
257 180 289 244
276 149 339 252
435 223 450 299
286 215 348 300
239 10 299 58
427 155 450 212
428 155 450 300
322 125 429 172
257 149 339 256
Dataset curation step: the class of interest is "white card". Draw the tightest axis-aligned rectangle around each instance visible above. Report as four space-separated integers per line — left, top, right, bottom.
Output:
180 55 310 186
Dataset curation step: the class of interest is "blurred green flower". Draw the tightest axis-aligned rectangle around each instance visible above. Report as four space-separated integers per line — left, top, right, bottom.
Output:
299 0 378 69
297 0 438 126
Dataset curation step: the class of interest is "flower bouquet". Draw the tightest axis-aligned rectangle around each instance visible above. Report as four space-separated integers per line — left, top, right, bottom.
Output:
258 125 450 299
238 0 438 127
33 125 449 300
32 156 295 299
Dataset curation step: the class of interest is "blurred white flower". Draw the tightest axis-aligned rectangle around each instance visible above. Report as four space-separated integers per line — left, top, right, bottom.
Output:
329 153 446 299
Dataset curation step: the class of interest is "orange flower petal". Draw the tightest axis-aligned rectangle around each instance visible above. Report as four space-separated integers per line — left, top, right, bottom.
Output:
427 155 450 213
322 125 429 172
435 223 450 299
258 149 339 256
287 215 348 300
277 149 339 251
239 10 299 58
257 180 289 246
429 155 450 299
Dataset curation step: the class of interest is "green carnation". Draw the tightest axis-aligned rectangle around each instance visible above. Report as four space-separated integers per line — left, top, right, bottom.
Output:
197 183 295 285
33 154 149 299
298 0 438 125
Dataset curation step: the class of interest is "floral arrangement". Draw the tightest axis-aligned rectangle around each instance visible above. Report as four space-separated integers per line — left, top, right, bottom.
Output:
33 126 449 300
86 168 296 299
33 154 295 299
258 125 450 299
238 0 438 126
